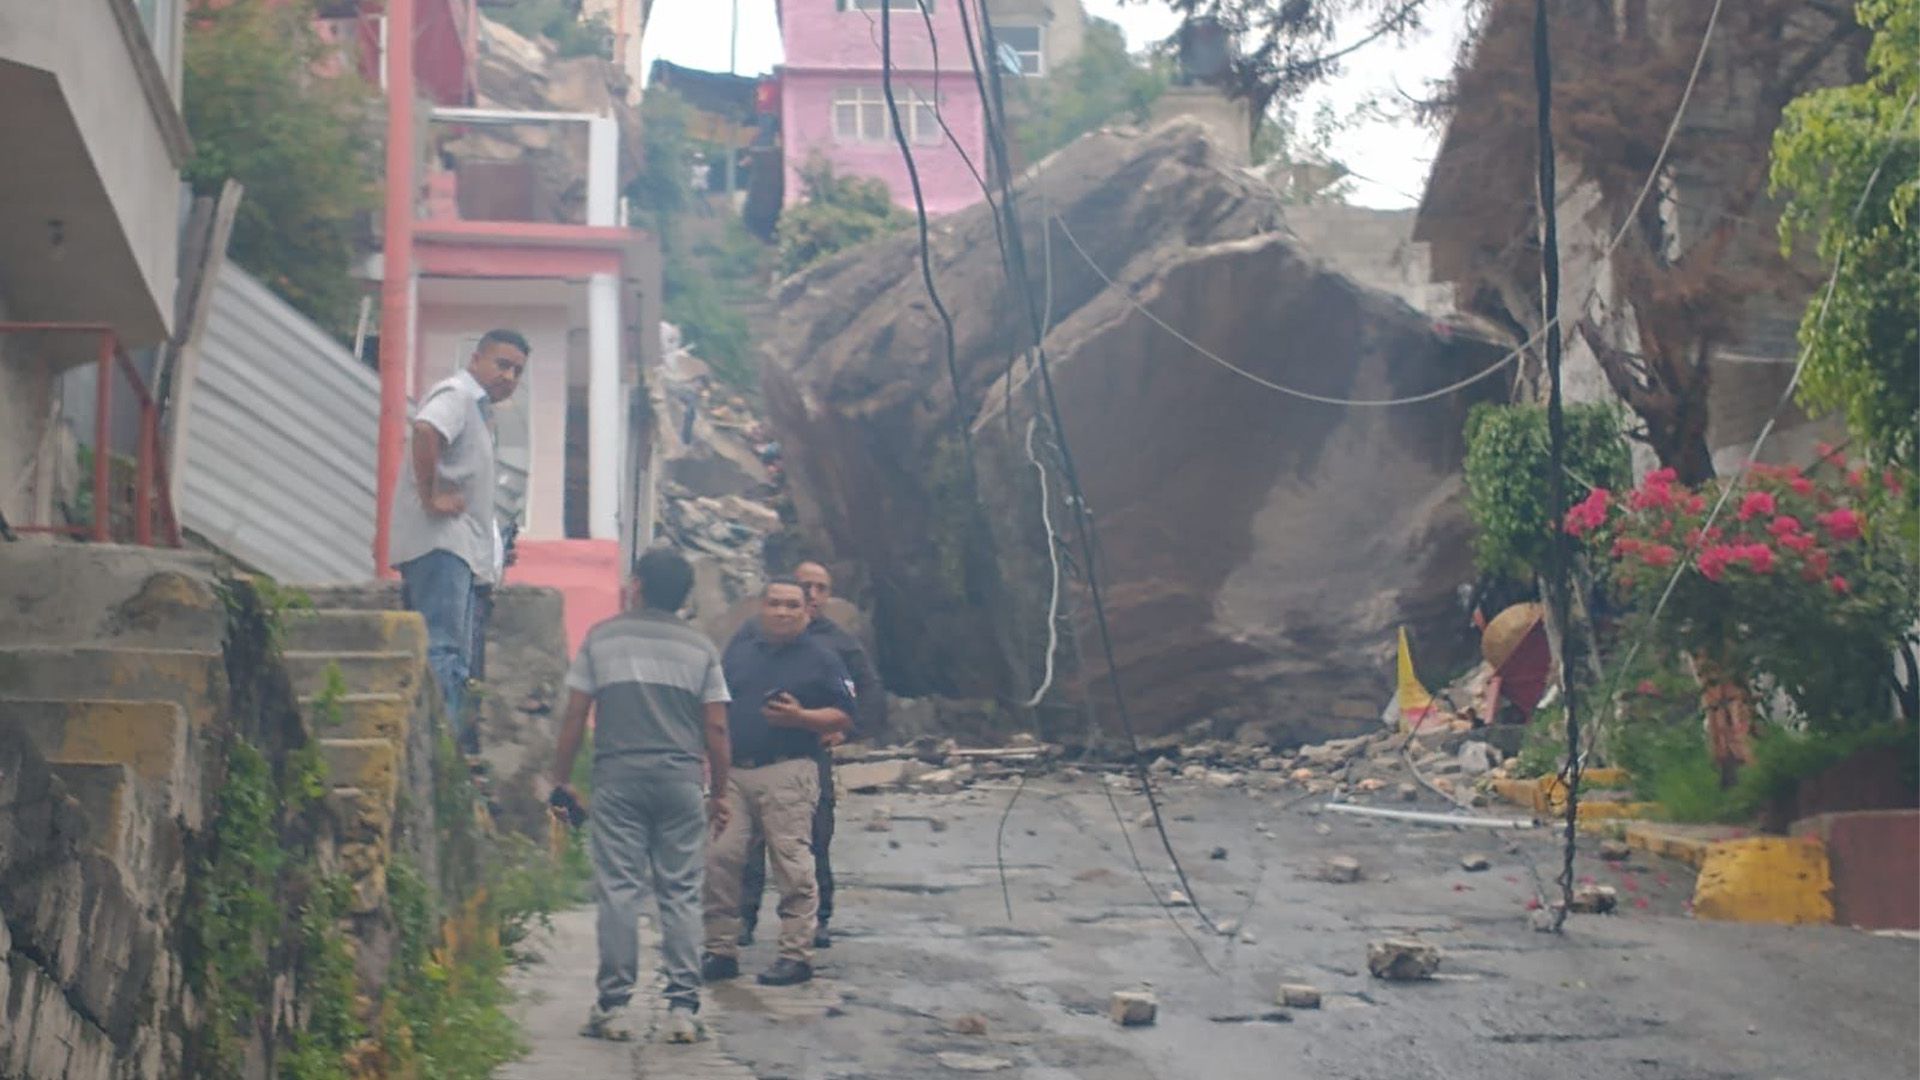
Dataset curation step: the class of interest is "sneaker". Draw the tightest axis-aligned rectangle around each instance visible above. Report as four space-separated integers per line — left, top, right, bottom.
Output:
701 953 741 982
660 1005 707 1044
580 1001 636 1041
812 924 832 950
756 958 814 986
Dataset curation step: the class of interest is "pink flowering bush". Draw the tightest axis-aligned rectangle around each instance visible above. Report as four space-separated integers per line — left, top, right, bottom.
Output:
1569 452 1917 731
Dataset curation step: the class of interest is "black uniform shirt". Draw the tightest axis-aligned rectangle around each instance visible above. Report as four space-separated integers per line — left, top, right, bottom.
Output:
721 629 855 766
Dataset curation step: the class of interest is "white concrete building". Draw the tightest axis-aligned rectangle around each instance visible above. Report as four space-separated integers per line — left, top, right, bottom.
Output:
0 0 190 530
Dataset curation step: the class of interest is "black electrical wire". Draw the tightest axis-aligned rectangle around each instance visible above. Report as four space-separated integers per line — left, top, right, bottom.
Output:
879 1 977 481
954 0 1228 939
1530 0 1582 930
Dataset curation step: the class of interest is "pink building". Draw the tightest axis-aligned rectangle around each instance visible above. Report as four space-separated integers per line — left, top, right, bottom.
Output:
777 0 990 215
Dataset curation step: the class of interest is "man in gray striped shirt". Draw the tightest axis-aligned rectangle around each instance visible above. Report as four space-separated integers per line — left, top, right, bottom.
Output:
549 548 732 1044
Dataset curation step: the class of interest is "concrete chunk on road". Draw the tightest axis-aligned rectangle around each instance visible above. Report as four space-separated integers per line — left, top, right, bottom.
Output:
1368 939 1442 981
839 758 923 793
1277 984 1322 1009
1109 990 1158 1027
1320 855 1362 883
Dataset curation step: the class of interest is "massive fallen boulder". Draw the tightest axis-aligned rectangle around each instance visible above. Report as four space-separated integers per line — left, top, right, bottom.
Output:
762 119 1506 744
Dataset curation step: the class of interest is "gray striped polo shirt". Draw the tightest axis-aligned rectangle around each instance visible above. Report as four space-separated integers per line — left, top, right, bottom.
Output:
565 609 732 771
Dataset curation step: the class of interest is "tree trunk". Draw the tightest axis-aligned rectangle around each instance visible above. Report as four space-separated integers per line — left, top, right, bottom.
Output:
1693 653 1755 787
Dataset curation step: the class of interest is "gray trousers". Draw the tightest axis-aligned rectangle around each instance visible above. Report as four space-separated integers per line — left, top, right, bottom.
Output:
590 758 708 1012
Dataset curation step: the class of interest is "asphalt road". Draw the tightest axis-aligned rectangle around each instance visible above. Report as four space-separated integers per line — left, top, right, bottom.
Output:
505 772 1920 1079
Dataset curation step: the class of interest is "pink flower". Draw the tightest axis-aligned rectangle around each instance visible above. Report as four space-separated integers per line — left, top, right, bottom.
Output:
1817 508 1864 542
1780 532 1816 554
1630 483 1677 511
1684 493 1707 514
1639 543 1678 569
1767 515 1803 538
1886 469 1905 495
1612 536 1643 557
1848 468 1867 489
1790 477 1815 496
1636 679 1659 696
1698 544 1736 582
1737 491 1776 521
1829 576 1850 595
1645 467 1679 487
1738 544 1775 574
1565 488 1612 536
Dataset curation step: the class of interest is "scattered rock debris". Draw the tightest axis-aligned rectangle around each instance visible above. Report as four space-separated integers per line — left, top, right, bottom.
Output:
1460 853 1492 872
1109 991 1159 1027
1566 884 1620 914
1599 839 1633 861
1320 855 1362 883
1210 846 1229 861
1208 1011 1292 1025
948 1014 991 1036
1278 984 1323 1009
1368 939 1442 981
936 1051 1014 1072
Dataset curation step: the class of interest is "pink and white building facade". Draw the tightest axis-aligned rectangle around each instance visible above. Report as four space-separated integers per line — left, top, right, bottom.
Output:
776 0 991 216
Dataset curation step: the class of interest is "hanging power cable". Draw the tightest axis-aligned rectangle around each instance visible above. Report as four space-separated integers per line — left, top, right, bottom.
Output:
1528 0 1583 930
952 0 1232 941
879 1 977 480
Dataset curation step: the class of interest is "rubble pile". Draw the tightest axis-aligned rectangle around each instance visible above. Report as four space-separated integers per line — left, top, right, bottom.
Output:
652 326 790 628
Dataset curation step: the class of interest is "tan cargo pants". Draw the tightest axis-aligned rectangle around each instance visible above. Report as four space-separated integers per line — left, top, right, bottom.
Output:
702 756 820 963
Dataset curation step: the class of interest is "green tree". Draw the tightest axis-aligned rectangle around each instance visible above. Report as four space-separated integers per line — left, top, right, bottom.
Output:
1464 402 1632 583
775 157 910 276
1771 0 1920 473
1012 18 1170 164
487 0 613 59
632 89 762 389
183 0 376 339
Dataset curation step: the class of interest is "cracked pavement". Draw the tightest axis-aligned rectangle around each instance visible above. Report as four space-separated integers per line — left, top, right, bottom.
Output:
503 772 1919 1079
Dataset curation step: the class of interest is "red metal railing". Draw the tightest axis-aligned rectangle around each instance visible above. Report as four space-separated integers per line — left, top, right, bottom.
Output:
0 322 182 547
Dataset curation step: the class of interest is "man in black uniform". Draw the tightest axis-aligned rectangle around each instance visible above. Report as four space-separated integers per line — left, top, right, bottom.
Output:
736 560 882 950
701 578 854 987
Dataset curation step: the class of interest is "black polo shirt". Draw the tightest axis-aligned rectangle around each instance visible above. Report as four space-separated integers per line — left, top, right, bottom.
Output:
720 629 856 767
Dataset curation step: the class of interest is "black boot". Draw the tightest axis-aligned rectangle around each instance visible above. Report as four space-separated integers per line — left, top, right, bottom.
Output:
812 921 832 949
756 957 813 986
700 953 740 982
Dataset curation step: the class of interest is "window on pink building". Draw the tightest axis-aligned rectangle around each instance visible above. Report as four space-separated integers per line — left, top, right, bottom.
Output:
993 25 1045 77
844 0 931 11
832 87 943 145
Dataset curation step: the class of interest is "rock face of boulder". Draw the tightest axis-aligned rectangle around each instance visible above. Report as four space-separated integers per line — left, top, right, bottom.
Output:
763 120 1505 744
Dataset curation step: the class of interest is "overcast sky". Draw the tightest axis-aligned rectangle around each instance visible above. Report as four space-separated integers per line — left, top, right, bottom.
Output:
639 0 1471 209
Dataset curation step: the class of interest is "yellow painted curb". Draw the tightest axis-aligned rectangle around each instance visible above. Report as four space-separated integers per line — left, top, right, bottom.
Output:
1626 824 1713 869
1693 837 1834 925
1491 771 1636 815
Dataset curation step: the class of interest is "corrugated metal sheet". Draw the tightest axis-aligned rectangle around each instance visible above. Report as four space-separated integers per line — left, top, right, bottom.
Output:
178 265 377 584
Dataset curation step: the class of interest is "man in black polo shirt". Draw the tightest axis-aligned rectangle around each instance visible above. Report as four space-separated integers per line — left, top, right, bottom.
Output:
701 578 854 987
737 560 883 951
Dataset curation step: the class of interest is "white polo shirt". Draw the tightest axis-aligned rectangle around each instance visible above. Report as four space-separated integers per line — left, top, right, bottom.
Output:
388 370 499 584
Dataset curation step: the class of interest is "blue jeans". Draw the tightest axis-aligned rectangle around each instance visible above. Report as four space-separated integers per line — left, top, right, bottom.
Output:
399 550 474 739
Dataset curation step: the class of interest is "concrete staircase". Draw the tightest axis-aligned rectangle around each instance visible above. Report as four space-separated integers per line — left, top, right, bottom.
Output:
0 543 226 1079
280 605 437 915
0 544 444 1077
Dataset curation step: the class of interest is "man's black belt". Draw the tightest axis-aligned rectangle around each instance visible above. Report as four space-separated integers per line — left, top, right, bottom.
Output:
733 750 812 770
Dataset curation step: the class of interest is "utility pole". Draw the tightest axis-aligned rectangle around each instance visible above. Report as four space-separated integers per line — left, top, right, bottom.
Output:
724 0 739 198
374 0 416 577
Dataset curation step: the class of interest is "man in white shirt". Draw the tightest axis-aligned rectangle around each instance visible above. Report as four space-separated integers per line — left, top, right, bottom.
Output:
388 329 529 747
